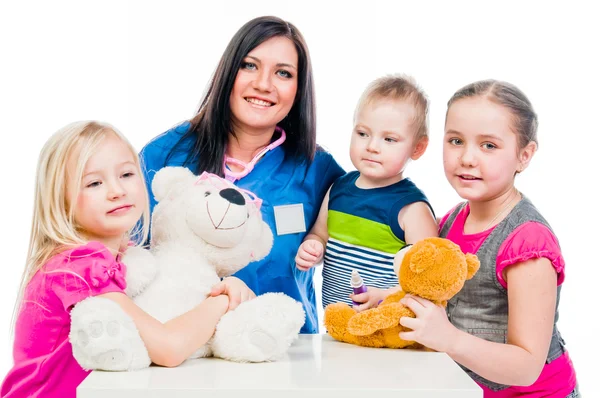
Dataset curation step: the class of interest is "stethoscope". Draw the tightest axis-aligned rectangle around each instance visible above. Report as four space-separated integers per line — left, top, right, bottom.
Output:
223 126 286 183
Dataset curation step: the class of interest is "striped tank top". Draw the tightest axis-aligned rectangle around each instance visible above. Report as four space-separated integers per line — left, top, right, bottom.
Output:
322 171 432 308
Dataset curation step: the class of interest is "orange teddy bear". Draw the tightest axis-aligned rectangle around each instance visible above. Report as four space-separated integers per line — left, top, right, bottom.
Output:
323 237 480 349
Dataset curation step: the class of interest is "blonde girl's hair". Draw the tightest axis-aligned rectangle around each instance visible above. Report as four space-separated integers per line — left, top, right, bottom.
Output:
355 74 430 141
13 121 150 324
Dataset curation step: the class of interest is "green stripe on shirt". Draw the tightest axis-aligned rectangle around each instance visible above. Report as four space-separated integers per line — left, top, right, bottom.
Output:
327 209 405 254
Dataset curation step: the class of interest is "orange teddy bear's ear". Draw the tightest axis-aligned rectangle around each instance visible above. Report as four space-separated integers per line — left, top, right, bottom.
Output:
393 245 411 275
409 241 438 274
465 253 480 280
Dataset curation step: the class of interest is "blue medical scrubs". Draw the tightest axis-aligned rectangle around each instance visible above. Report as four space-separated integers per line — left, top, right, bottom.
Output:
139 122 344 333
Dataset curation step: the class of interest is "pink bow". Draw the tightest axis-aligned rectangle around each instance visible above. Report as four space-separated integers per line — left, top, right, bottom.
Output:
90 260 127 290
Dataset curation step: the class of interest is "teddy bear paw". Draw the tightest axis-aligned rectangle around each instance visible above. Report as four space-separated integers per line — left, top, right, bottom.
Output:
211 292 305 362
251 329 280 354
78 320 127 367
347 306 401 336
70 297 150 371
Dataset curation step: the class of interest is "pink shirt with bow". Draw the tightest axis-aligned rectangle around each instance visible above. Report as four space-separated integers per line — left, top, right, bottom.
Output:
1 242 127 398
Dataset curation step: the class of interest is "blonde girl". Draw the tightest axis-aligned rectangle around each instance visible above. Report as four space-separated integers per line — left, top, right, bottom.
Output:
1 121 231 398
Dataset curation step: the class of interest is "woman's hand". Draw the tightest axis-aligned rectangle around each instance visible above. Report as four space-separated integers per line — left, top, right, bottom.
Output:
398 294 458 352
209 276 256 310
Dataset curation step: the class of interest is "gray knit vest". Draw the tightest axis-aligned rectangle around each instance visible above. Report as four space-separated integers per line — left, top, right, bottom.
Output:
440 197 566 391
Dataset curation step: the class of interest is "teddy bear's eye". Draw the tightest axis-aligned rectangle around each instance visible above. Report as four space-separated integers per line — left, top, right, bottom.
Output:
204 191 211 197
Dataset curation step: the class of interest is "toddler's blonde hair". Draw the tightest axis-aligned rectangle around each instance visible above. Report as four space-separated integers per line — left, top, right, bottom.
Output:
355 74 429 141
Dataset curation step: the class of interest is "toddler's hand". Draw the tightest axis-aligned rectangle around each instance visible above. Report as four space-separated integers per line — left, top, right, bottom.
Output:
295 239 324 271
350 286 389 312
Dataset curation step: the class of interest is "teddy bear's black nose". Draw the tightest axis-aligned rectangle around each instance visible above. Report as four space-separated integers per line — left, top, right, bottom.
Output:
219 188 246 206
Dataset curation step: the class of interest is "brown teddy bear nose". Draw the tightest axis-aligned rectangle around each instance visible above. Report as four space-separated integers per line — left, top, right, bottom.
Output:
219 188 245 205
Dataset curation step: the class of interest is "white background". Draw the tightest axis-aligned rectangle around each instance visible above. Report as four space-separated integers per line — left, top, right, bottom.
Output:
0 0 598 394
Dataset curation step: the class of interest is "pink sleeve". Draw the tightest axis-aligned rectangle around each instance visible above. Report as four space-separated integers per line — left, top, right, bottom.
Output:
48 242 128 311
496 222 565 288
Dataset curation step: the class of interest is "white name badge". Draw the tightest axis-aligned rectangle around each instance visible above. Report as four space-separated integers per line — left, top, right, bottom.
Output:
273 204 307 235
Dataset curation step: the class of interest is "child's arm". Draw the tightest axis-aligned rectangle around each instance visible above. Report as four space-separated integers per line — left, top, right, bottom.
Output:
399 257 556 386
295 188 331 271
398 201 439 244
98 292 229 367
352 201 438 311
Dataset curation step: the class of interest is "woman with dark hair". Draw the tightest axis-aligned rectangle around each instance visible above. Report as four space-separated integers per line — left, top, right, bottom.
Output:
140 16 344 334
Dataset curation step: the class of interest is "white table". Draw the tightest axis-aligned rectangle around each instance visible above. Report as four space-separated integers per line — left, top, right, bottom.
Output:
78 334 482 397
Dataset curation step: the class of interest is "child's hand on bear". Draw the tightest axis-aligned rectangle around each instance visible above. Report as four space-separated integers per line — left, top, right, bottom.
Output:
351 286 402 312
399 294 456 352
210 277 256 310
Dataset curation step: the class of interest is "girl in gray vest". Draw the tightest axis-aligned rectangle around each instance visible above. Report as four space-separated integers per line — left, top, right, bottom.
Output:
397 80 579 397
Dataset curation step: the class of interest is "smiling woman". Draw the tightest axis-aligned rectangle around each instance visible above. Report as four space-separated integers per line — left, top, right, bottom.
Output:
229 36 298 133
138 16 345 334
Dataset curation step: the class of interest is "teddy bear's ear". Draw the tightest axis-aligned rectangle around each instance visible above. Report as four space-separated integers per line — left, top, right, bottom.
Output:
393 245 411 276
465 253 480 280
409 241 437 274
151 167 196 202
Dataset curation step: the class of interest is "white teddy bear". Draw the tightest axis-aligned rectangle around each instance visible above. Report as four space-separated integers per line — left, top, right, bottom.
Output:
69 167 306 370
